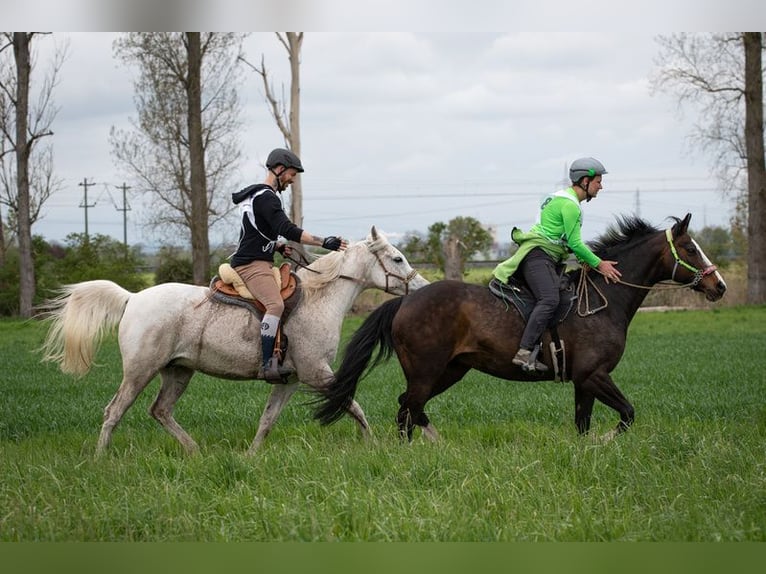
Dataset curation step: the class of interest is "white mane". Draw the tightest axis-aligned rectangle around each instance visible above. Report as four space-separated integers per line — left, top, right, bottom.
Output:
298 232 389 305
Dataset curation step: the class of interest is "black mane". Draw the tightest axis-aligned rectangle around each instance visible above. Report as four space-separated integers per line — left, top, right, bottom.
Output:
587 215 660 258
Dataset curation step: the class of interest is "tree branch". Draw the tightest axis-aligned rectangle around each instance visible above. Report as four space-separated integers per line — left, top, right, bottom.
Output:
240 53 291 141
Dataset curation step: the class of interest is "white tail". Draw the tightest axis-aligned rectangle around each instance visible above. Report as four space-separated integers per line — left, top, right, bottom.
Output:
40 280 132 377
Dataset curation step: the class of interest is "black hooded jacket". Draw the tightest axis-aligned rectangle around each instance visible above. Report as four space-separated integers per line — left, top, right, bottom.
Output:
229 184 304 267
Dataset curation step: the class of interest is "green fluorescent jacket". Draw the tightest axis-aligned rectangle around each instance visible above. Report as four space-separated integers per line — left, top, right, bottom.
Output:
493 187 602 283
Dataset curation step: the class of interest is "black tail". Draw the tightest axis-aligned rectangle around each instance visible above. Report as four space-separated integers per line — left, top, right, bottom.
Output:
314 297 404 425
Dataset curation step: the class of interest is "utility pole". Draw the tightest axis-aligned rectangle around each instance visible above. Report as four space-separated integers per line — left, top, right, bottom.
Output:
635 188 641 218
115 182 132 247
78 178 96 241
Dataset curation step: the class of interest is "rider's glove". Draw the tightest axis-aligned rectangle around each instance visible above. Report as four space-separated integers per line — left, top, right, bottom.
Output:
321 236 343 251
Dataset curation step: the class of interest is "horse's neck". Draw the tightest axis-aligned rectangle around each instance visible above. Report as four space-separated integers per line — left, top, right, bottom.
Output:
601 234 668 325
296 266 366 324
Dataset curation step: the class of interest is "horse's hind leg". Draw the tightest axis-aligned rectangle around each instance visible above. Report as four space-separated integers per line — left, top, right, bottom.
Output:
345 399 372 439
96 373 154 456
150 366 198 454
396 395 430 442
396 362 468 442
247 381 300 454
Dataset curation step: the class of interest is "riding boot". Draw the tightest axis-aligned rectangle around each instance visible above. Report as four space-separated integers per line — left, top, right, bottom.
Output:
257 333 294 382
512 347 548 373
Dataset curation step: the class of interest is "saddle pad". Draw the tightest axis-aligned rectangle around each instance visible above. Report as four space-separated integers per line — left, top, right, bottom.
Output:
209 282 265 316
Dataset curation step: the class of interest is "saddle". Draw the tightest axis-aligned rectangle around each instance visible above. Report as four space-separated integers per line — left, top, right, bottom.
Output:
488 272 578 382
488 272 577 325
210 262 301 317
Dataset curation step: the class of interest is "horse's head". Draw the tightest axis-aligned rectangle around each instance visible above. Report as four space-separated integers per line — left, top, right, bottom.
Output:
665 213 727 301
359 226 430 295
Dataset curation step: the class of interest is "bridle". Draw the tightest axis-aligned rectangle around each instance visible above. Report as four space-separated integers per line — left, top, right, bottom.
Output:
663 228 718 288
577 227 718 316
341 249 419 295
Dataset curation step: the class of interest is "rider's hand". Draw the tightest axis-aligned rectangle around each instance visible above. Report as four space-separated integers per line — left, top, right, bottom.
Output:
276 242 293 257
321 236 347 251
597 260 622 284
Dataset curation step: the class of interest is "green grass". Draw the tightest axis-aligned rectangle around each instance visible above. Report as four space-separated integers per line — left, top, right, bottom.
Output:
0 307 765 541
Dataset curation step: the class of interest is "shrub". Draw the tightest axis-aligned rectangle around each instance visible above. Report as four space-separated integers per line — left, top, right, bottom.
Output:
154 247 194 284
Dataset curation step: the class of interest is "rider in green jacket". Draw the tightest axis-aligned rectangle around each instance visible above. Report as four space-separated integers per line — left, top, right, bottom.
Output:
493 157 622 372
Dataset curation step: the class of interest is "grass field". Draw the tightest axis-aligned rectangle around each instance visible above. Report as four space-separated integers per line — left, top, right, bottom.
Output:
0 305 765 541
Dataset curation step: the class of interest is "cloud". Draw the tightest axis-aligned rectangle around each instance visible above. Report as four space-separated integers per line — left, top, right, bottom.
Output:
19 31 733 247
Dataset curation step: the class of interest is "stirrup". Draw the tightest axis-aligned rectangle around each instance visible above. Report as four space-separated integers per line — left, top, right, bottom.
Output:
513 348 548 373
258 356 294 383
549 340 567 382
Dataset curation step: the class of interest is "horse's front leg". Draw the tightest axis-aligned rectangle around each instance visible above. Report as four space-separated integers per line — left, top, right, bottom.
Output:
578 369 635 442
247 380 299 454
573 384 596 435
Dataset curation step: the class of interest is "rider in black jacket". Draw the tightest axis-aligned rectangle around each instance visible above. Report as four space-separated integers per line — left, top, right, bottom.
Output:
231 148 348 381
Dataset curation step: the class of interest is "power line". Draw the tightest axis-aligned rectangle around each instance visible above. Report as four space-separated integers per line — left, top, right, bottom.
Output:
302 187 720 201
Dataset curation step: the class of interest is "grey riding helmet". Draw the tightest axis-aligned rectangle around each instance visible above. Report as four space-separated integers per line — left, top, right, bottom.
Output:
266 148 305 173
569 157 607 182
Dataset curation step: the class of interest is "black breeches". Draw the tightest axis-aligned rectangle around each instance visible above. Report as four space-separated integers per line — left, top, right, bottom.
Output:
518 248 561 350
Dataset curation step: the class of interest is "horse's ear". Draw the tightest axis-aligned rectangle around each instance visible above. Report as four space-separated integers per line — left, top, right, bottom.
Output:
672 213 692 238
370 226 378 241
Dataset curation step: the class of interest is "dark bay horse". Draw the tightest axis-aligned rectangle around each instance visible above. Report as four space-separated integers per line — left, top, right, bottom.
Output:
315 214 727 442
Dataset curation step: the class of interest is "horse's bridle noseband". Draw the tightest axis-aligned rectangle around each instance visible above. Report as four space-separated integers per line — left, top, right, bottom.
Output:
665 228 718 287
370 250 419 295
335 249 418 295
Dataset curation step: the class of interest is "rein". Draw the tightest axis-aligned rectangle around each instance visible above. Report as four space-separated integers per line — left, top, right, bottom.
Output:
286 252 320 275
576 227 718 316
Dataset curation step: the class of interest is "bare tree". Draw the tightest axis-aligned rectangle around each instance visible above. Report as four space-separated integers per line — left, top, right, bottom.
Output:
111 33 246 285
0 32 66 317
242 33 304 226
652 32 766 304
1 143 62 239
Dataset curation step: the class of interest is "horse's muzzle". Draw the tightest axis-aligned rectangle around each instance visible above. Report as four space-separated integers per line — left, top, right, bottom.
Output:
702 278 727 302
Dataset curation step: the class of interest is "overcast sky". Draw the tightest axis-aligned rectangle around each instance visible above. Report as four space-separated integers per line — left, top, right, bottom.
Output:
7 4 765 249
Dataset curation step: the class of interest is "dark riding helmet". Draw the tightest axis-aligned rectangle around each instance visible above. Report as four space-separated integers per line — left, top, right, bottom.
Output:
266 148 304 173
569 157 607 182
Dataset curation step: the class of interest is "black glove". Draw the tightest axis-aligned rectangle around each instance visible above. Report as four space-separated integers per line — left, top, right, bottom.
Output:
321 236 343 251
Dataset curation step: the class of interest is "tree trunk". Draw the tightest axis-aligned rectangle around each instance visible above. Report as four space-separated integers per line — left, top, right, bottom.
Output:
286 33 303 227
14 33 34 318
0 201 5 267
743 32 766 304
186 33 210 285
443 235 463 281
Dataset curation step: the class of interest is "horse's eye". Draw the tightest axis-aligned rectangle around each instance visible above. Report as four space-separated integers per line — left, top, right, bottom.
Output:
686 244 697 255
394 256 403 263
